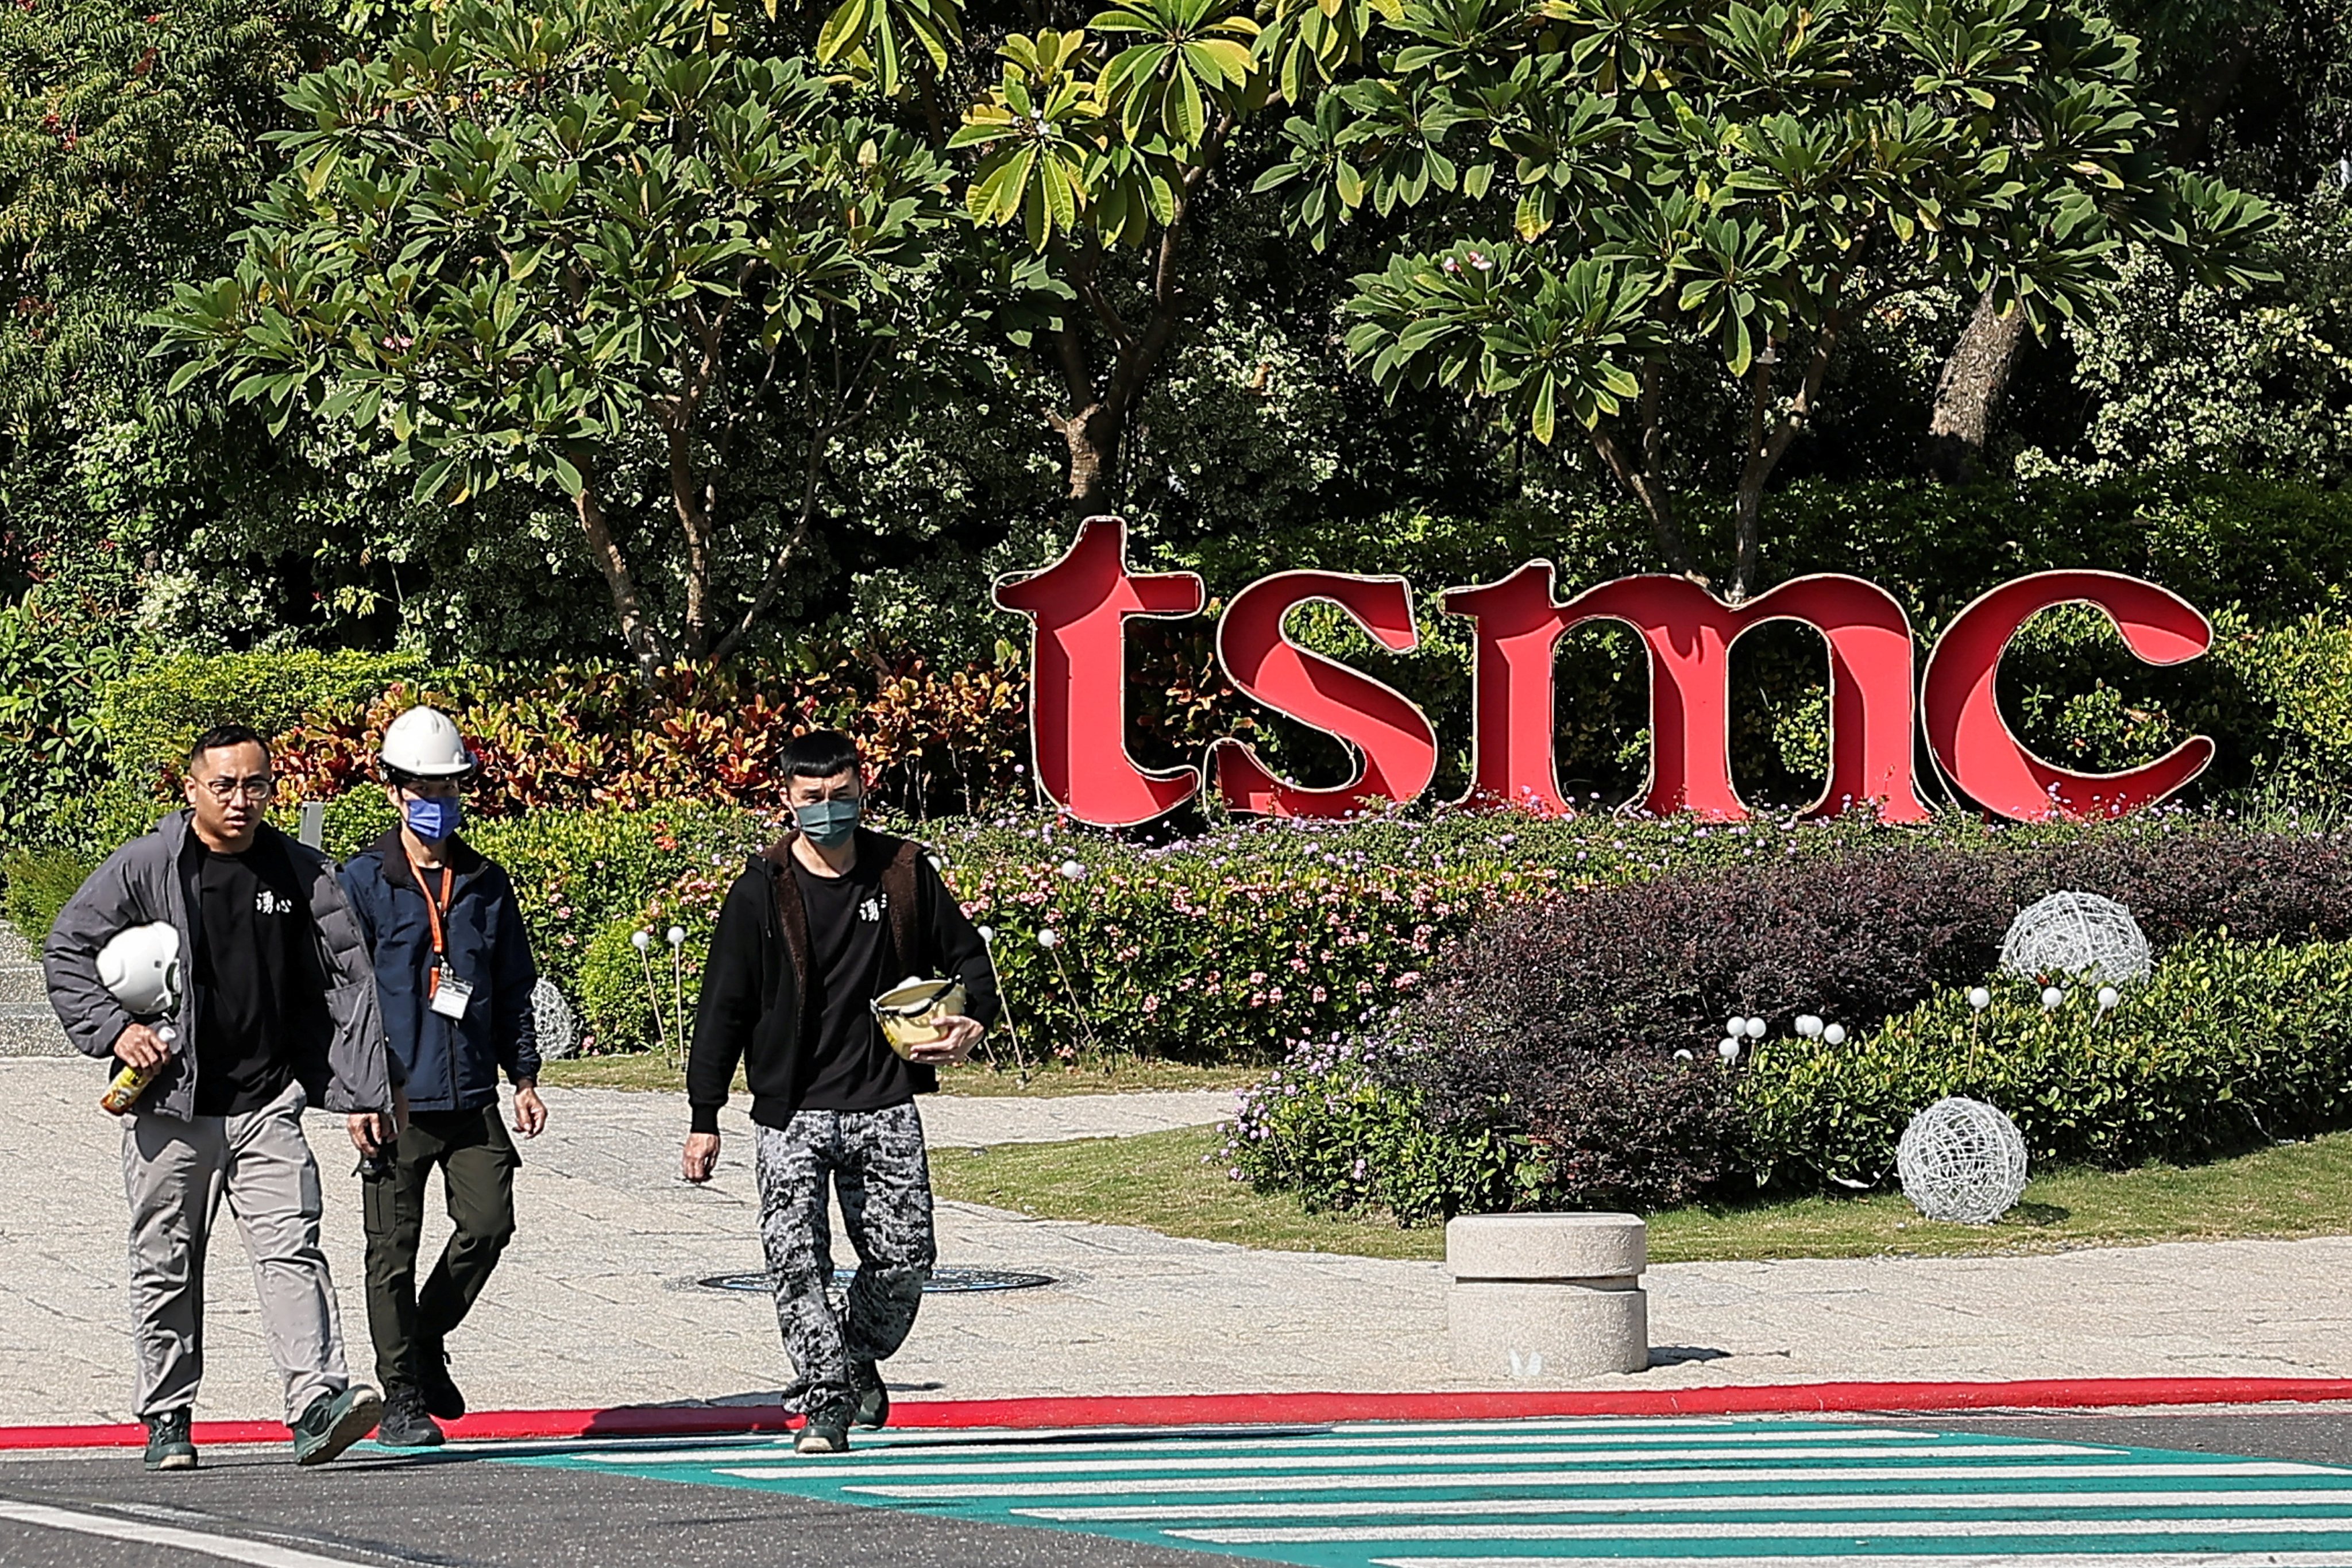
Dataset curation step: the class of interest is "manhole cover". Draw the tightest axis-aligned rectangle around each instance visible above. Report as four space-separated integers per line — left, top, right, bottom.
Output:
697 1266 1057 1295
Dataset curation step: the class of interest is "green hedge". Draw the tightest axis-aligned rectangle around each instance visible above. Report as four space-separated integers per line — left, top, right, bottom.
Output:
1738 934 2352 1184
97 650 430 782
1 847 95 944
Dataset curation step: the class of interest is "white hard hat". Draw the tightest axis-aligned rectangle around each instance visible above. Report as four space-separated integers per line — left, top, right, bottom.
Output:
380 705 477 779
98 922 181 1019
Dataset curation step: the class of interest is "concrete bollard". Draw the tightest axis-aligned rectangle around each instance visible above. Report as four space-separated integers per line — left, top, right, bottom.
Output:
1446 1212 1649 1380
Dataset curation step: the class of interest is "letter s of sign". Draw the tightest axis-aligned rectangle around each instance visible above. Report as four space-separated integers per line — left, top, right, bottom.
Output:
991 517 1206 827
1920 570 2214 821
1209 571 1439 818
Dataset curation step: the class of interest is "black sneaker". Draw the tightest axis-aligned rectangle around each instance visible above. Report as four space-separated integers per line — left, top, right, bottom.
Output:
416 1339 466 1423
794 1395 854 1455
851 1362 890 1431
290 1385 383 1466
142 1410 196 1472
373 1388 445 1450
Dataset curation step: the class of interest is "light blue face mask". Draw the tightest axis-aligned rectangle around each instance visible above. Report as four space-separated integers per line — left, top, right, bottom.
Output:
794 798 860 848
405 795 463 842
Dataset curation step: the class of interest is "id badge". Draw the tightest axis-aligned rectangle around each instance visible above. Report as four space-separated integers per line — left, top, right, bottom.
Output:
430 967 474 1021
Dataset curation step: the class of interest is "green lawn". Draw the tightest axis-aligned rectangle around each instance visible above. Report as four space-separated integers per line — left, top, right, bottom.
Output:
929 1125 2352 1263
538 1053 1259 1098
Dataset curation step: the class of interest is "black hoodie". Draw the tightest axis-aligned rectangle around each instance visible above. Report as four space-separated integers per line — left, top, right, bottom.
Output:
686 828 998 1133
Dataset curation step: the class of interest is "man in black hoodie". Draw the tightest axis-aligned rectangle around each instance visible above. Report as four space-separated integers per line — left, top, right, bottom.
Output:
683 730 996 1454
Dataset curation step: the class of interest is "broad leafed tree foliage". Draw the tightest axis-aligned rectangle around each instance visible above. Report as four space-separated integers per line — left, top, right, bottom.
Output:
153 0 958 674
1291 0 2276 596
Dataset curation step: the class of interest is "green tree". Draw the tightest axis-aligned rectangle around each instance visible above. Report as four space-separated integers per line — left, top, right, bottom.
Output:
1300 0 2274 597
153 0 959 674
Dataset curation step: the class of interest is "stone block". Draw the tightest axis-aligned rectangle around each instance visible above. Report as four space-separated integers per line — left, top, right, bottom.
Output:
1449 1280 1648 1378
1446 1212 1648 1378
1445 1211 1646 1281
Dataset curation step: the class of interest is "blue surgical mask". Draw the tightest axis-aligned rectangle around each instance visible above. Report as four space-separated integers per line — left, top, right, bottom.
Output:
794 798 860 848
405 796 462 841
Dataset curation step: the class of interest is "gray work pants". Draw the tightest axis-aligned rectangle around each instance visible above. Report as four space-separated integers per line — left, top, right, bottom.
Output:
121 1079 353 1424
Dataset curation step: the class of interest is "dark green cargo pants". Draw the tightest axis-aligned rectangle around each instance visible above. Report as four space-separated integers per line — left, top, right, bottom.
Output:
361 1104 518 1396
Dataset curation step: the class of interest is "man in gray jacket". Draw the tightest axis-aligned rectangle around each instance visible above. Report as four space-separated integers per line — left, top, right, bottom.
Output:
45 724 394 1471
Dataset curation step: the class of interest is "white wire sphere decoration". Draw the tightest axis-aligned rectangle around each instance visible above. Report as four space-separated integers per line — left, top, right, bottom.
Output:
1999 891 2151 985
531 978 580 1061
1897 1097 2029 1225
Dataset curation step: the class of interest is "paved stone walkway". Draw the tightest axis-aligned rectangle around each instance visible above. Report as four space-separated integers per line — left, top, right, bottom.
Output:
0 923 68 1057
4 1059 2349 1429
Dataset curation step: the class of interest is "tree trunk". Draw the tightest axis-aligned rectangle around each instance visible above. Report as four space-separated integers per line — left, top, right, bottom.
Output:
1061 401 1122 517
1922 291 2029 483
1732 475 1766 601
573 482 670 681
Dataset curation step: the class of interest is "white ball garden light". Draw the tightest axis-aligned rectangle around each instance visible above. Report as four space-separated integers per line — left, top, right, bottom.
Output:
2000 891 2152 985
1822 1024 1847 1046
2041 986 2065 1009
1724 1015 1743 1037
1716 1038 1740 1062
1037 928 1062 948
1897 1097 2029 1224
1059 859 1086 880
530 979 579 1061
1674 1049 1695 1063
976 925 995 944
631 929 652 953
2097 985 2120 1011
667 925 686 948
1968 987 1992 1011
1744 1017 1767 1040
1795 1014 1824 1039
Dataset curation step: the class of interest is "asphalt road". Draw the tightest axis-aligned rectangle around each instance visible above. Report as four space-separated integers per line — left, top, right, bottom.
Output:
8 1406 2352 1568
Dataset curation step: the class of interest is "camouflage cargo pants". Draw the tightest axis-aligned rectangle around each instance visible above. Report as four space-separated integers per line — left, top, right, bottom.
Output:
754 1102 936 1411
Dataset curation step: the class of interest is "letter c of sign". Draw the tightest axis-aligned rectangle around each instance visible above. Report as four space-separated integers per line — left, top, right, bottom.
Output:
1920 570 2215 821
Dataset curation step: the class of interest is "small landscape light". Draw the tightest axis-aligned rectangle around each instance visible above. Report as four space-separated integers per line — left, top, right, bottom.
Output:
2096 984 2119 1010
1717 1037 1740 1062
2041 986 2065 1009
1038 928 1062 948
631 929 652 953
1059 859 1086 880
1795 1014 1824 1038
1674 1049 1694 1062
667 926 686 948
1968 987 1991 1010
1744 1017 1766 1040
977 925 994 944
1822 1024 1847 1046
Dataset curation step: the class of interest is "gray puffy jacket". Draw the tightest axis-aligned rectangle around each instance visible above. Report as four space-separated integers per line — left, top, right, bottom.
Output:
43 812 393 1118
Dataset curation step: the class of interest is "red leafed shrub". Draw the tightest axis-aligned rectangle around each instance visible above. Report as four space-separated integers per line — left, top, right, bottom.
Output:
267 657 1026 821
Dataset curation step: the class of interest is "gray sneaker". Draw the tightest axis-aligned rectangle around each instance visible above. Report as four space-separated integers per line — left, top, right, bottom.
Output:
851 1362 890 1431
372 1388 445 1450
143 1411 197 1472
291 1386 383 1466
794 1396 854 1455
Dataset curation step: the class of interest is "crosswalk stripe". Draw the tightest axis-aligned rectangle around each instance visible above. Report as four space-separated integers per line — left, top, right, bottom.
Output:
1369 1555 2352 1568
1175 1517 2352 1545
836 1459 2333 1500
1014 1489 2352 1524
713 1440 2108 1483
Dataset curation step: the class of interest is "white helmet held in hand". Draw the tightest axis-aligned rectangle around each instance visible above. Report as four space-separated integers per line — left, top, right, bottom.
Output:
98 922 181 1019
380 705 477 780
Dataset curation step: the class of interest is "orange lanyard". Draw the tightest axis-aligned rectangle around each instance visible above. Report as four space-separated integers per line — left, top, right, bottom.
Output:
407 855 454 995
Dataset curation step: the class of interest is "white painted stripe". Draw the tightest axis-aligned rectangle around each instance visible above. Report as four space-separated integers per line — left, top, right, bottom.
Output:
1015 1488 2352 1524
712 1440 2106 1482
1176 1516 2352 1546
1371 1555 2352 1568
837 1459 2332 1501
577 1423 1946 1466
0 1499 374 1567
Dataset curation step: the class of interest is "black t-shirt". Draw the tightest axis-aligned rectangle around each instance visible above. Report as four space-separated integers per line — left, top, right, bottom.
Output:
190 837 322 1117
791 851 917 1111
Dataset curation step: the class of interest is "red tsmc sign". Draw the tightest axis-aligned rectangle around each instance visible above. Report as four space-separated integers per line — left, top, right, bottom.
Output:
995 517 2215 829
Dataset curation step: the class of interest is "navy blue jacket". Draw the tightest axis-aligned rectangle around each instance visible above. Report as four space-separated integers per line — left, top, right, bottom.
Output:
339 828 539 1113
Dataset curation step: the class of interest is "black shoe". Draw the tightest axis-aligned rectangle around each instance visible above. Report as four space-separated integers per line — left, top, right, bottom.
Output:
290 1385 383 1466
142 1411 197 1472
373 1388 445 1450
851 1362 890 1431
416 1340 465 1423
795 1396 854 1455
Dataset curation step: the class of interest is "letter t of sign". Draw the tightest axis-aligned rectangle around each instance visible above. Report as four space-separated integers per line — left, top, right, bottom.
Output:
992 516 1206 827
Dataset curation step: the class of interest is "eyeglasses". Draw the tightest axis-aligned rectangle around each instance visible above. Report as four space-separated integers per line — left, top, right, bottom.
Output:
196 775 273 801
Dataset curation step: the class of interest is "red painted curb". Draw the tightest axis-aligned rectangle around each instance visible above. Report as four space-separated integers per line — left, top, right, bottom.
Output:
10 1378 2352 1451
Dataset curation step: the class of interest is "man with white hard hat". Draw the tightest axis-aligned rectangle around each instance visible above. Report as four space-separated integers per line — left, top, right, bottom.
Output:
44 723 393 1472
338 705 544 1448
